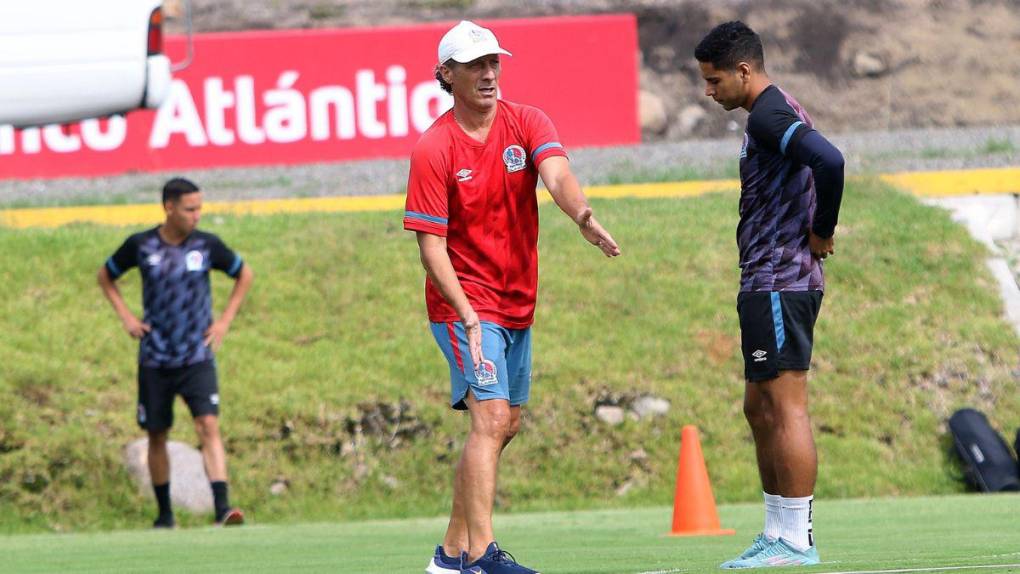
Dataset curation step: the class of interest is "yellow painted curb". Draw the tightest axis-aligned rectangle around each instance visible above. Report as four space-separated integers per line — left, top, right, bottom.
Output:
880 167 1020 197
1 168 1015 229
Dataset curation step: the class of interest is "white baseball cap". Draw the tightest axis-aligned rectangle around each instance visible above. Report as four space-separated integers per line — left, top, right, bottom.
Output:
437 20 512 64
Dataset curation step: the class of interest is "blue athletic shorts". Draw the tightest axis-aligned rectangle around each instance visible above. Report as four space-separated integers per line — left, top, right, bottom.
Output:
429 321 532 410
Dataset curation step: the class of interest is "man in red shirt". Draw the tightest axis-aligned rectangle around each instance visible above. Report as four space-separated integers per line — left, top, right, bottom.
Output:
406 20 620 574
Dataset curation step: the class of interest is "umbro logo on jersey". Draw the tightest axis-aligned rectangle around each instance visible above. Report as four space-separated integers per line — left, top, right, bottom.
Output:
753 349 768 362
456 168 473 182
146 253 162 267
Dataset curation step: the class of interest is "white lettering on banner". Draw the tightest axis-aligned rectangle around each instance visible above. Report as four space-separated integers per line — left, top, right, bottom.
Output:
356 70 387 139
411 81 453 133
1 67 455 158
205 77 236 146
81 117 128 151
387 66 409 137
263 71 307 143
21 128 42 154
43 125 81 153
150 80 208 148
0 126 13 154
0 117 128 155
235 76 266 144
310 86 356 141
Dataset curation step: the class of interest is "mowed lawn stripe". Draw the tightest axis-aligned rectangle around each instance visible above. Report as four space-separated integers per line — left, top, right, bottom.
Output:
0 495 1018 573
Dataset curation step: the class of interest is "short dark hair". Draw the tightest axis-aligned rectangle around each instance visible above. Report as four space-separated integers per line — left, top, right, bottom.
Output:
694 21 765 71
162 177 200 204
434 59 456 95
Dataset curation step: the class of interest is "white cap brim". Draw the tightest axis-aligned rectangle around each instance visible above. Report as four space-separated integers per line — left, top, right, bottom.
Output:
449 46 512 64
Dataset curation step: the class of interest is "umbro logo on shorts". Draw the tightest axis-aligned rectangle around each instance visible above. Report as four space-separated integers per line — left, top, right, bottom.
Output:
752 349 768 362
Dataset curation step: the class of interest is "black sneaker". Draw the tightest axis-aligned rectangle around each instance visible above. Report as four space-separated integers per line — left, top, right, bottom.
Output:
153 513 176 529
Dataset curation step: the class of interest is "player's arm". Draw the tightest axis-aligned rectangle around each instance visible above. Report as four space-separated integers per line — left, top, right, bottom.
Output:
405 145 483 367
415 232 482 368
748 106 845 259
787 131 844 259
205 240 254 351
205 264 253 351
97 246 149 339
538 156 621 257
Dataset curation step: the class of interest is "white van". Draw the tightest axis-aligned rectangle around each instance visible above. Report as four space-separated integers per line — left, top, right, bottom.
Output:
0 0 172 128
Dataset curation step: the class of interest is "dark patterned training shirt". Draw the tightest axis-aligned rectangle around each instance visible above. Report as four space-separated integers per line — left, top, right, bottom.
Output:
738 85 824 293
106 227 244 368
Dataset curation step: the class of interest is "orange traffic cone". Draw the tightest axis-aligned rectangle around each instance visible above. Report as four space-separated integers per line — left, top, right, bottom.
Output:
669 425 735 536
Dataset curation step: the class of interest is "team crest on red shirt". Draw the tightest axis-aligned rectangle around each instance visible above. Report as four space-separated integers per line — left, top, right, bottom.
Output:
503 145 527 173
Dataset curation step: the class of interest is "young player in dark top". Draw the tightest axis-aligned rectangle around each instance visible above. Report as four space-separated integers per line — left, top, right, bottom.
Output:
695 21 845 569
98 177 254 528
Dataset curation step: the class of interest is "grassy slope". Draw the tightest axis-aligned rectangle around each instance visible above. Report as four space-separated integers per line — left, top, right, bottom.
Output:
0 178 1017 533
1 495 1019 573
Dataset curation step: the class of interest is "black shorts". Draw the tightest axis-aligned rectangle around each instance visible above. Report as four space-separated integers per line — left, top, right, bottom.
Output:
137 360 219 431
737 290 823 382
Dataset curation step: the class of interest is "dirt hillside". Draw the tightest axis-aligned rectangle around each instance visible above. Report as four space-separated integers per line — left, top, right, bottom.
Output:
165 0 1020 140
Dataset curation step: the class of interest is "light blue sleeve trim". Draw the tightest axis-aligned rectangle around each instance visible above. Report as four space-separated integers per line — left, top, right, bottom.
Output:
531 142 563 163
228 255 243 277
779 121 804 155
770 292 786 352
105 257 122 278
405 210 448 225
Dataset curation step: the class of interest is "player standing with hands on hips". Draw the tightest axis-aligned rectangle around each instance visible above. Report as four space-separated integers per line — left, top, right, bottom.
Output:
98 177 254 529
405 20 620 574
695 21 845 569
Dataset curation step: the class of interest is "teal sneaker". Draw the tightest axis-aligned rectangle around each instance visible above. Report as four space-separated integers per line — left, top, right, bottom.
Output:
720 533 772 569
726 538 819 568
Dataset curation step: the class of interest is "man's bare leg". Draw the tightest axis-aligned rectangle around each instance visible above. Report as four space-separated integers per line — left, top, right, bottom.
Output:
443 405 520 559
759 370 817 551
758 371 816 497
440 394 512 563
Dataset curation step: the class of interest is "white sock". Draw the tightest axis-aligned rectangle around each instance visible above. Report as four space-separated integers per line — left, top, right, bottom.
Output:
780 495 814 551
763 492 782 541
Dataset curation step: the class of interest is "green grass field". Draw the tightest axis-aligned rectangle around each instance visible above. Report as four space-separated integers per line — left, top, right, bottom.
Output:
0 177 1017 535
0 495 1018 573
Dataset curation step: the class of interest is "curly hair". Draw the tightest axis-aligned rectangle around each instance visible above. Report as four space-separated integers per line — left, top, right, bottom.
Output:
694 21 765 71
435 60 456 95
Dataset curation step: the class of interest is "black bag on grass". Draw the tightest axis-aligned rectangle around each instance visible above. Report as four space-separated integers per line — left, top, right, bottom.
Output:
948 408 1019 492
1015 428 1020 476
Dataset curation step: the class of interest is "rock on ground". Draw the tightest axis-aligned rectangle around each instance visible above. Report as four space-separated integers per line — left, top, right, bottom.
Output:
124 439 214 514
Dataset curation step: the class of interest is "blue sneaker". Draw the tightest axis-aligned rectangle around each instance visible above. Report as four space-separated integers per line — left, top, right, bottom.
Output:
461 542 540 574
726 538 819 568
720 533 773 569
426 545 462 574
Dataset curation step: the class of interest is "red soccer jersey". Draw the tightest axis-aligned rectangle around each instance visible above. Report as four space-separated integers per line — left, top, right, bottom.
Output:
404 99 569 329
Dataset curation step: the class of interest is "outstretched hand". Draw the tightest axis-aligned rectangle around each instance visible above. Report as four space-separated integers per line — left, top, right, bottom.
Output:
577 207 621 257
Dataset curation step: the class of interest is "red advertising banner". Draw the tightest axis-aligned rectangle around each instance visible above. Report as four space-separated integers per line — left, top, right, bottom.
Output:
0 15 637 181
